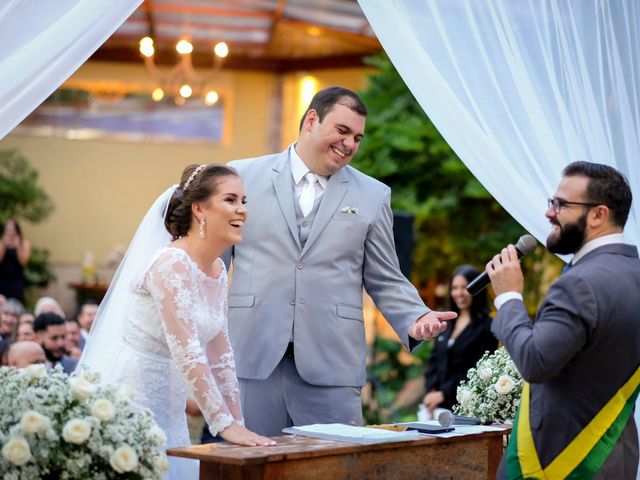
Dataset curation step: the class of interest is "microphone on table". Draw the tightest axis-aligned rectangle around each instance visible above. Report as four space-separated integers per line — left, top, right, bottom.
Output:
437 410 487 427
466 234 537 296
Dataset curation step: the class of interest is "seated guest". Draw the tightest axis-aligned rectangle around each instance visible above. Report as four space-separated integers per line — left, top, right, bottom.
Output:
0 299 24 353
14 320 35 342
64 317 82 357
76 300 98 347
33 312 78 374
7 341 46 368
34 296 65 317
18 311 35 325
422 265 498 414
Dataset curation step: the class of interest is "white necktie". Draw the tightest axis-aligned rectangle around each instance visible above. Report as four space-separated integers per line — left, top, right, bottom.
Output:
299 172 318 217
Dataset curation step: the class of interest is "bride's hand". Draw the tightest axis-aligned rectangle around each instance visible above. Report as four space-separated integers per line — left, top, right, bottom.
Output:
219 423 277 447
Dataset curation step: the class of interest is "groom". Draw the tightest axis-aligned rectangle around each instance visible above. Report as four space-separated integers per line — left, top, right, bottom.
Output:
226 86 455 436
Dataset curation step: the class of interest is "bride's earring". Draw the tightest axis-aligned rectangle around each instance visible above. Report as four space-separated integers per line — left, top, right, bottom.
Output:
199 217 206 239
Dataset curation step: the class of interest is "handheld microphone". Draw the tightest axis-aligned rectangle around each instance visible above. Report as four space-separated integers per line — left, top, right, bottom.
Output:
437 410 487 427
466 234 537 296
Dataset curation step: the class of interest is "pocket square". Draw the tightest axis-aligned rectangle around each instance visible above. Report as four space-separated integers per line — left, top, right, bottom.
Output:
340 206 359 215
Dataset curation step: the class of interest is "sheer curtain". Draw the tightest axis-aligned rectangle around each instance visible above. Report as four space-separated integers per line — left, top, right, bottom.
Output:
0 0 142 140
358 1 640 472
357 0 639 250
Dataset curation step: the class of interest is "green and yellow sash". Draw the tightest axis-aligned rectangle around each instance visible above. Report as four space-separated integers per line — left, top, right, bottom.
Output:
506 366 640 479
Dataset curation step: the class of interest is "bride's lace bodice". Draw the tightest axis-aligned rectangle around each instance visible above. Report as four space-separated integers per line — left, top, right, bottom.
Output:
121 246 242 435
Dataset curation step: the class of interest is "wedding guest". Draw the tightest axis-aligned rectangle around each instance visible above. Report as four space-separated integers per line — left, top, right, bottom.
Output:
34 296 65 317
33 312 77 374
64 317 82 357
7 340 46 368
76 299 98 346
487 162 639 478
14 320 36 342
0 218 31 305
18 311 35 325
422 265 498 414
0 299 24 353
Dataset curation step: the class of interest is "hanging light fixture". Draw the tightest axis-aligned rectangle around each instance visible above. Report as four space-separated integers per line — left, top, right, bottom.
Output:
139 36 228 106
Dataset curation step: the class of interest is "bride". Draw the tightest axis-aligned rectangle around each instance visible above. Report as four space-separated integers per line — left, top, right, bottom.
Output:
79 164 275 479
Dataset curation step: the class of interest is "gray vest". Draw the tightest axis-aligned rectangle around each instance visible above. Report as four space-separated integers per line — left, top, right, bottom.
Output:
293 178 324 249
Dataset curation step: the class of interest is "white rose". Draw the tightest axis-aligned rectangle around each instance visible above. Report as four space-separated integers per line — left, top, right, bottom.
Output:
458 389 473 409
91 399 115 422
2 437 32 465
62 419 92 444
118 385 135 401
495 375 515 395
148 425 167 447
152 453 169 473
110 445 138 473
24 363 47 380
20 410 50 433
478 367 493 380
68 376 95 401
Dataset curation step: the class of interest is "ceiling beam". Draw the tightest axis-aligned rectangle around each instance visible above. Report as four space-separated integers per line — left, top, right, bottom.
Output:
88 47 375 72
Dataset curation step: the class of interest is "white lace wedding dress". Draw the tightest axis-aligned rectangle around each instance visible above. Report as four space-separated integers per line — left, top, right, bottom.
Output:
104 247 243 479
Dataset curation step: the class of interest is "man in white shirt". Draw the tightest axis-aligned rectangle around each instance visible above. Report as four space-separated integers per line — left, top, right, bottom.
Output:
487 161 639 479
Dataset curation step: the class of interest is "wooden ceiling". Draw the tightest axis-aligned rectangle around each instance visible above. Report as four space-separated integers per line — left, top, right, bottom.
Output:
91 0 383 72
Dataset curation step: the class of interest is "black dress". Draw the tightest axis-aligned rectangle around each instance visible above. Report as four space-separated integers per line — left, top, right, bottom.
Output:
0 248 27 304
424 312 498 410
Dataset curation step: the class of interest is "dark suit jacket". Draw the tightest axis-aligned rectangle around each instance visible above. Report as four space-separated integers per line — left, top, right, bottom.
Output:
425 312 498 409
492 243 640 479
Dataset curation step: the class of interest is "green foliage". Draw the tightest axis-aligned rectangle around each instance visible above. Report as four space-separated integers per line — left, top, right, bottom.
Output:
364 337 431 424
0 149 54 224
354 54 523 288
25 248 56 288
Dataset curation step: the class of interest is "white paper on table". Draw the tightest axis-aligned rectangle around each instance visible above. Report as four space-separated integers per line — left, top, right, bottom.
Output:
282 423 421 444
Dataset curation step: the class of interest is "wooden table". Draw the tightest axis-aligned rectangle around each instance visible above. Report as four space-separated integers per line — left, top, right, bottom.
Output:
167 429 508 480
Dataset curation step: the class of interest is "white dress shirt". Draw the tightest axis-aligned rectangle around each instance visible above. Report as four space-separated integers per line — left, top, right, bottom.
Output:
289 143 328 207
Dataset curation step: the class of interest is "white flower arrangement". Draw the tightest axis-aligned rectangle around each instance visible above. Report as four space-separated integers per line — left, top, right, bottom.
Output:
0 366 169 480
453 347 523 423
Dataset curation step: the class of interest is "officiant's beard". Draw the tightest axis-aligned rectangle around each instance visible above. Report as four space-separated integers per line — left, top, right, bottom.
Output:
546 212 587 255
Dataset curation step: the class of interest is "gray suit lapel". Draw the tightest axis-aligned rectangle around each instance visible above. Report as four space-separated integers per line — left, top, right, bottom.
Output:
271 152 301 250
301 167 348 256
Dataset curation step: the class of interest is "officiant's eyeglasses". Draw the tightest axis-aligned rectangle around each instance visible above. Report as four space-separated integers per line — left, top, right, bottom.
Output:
547 197 600 214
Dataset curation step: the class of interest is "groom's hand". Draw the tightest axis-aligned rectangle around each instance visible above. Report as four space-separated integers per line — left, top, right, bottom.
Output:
409 311 457 340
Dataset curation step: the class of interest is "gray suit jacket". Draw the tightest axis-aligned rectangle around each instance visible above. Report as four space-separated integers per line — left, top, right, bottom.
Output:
227 150 429 387
493 243 640 479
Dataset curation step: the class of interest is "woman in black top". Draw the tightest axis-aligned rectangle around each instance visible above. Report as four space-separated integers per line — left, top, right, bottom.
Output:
422 264 498 413
0 218 31 305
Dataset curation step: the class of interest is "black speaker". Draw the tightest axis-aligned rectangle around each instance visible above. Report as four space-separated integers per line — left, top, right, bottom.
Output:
392 211 415 280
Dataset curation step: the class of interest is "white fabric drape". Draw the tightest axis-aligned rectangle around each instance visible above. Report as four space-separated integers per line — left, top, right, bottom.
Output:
0 0 142 140
357 0 639 250
358 2 640 474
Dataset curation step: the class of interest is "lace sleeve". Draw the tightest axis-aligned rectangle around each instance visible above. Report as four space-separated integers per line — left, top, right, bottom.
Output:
206 327 244 426
145 253 234 435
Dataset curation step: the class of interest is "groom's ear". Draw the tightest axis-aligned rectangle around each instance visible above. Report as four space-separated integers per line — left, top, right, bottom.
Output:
302 109 319 132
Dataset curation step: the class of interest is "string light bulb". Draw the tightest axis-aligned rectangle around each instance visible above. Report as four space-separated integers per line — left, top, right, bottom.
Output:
204 90 219 106
214 42 229 58
176 39 193 55
139 36 155 57
151 88 164 102
179 84 193 98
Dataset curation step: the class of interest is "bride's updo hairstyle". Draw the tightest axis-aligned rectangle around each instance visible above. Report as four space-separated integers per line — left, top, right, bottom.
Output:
165 163 239 240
